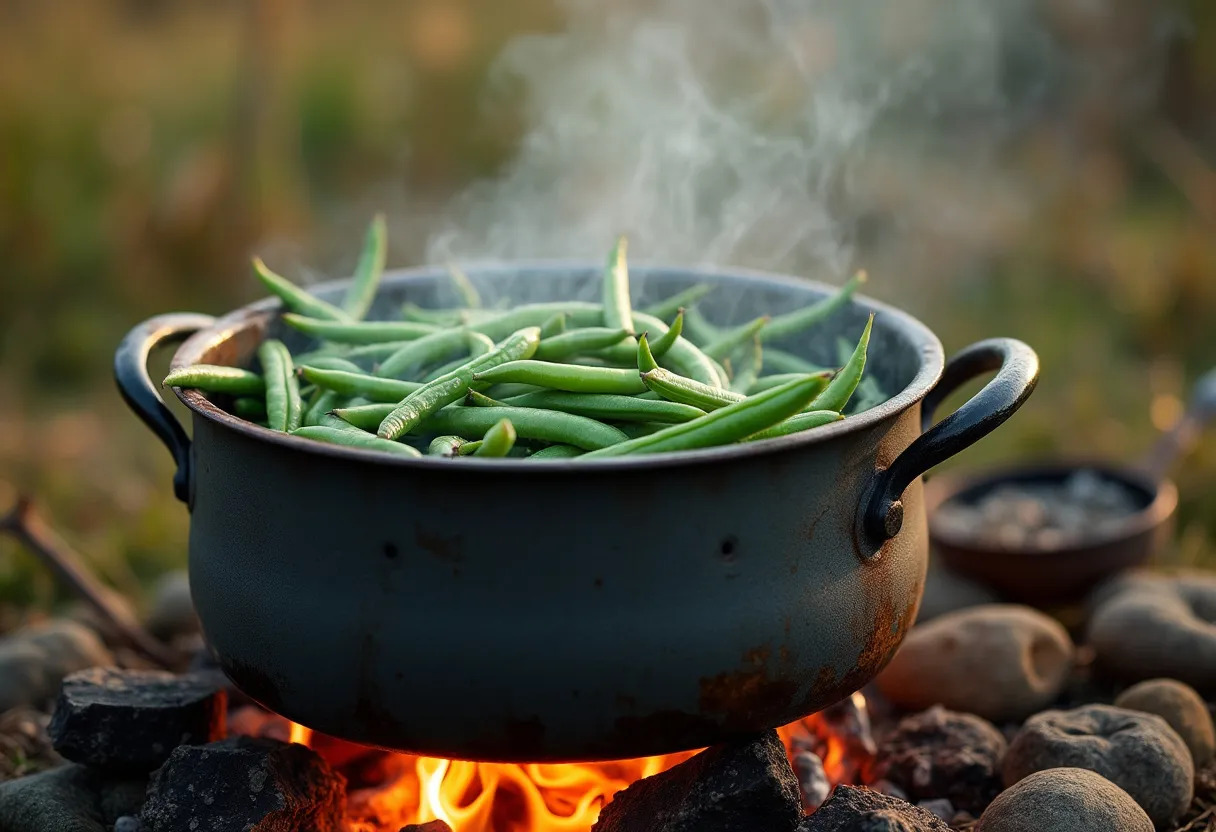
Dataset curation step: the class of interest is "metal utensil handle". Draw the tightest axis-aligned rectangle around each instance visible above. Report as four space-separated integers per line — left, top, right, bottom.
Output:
1139 367 1216 483
859 338 1039 551
114 313 215 503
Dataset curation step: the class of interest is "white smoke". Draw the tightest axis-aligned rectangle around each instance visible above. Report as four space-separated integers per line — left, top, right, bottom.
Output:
424 0 1183 290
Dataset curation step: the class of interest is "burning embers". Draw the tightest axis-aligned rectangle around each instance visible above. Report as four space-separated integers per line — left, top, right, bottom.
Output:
300 698 874 832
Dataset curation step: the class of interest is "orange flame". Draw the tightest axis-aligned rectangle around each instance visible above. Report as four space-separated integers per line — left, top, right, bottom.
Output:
286 704 869 832
288 721 313 747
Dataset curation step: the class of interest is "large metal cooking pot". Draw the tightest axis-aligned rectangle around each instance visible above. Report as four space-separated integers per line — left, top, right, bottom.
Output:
115 263 1038 762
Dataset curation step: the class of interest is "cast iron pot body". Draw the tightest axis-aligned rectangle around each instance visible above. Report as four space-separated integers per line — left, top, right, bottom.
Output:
115 263 1038 762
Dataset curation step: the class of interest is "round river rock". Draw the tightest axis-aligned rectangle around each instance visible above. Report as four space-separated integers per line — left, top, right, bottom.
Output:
1002 704 1192 828
876 605 1073 722
1115 678 1215 766
1089 571 1216 690
976 768 1152 832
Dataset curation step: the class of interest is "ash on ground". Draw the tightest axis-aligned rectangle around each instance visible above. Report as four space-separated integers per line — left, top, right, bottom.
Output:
934 470 1143 551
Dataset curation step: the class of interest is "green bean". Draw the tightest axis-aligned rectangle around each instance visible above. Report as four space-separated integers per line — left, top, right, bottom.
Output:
252 257 350 322
472 360 647 395
401 303 466 326
468 302 603 341
299 366 422 401
456 440 483 456
540 312 567 339
650 309 683 359
810 314 873 413
702 316 769 360
762 271 866 342
429 435 471 457
341 213 387 320
447 263 481 308
641 284 713 320
527 444 584 460
377 327 541 439
282 314 440 344
534 328 631 361
637 332 659 374
632 311 724 387
290 425 421 458
747 373 819 394
257 339 303 431
747 410 844 441
333 403 395 430
580 374 831 459
232 397 267 421
299 355 364 374
501 391 706 423
473 418 516 457
730 339 763 394
616 421 670 439
419 332 497 382
641 368 745 411
422 406 627 450
465 390 508 407
289 344 351 365
849 374 888 414
376 329 470 379
303 389 342 427
336 341 418 364
163 365 265 396
466 331 496 356
339 403 627 449
601 236 637 347
681 307 724 345
482 383 546 399
762 349 829 375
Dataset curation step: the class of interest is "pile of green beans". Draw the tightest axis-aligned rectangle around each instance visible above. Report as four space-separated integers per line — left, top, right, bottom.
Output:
162 220 886 461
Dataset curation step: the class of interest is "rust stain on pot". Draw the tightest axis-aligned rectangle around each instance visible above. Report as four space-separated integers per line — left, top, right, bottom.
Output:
415 528 463 563
698 646 798 729
834 593 905 698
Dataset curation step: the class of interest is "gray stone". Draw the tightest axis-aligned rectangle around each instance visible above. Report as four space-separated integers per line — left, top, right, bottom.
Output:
797 786 951 831
1089 572 1216 690
0 621 113 712
49 666 226 771
870 705 1007 815
139 736 346 832
0 764 147 832
916 564 1000 624
916 799 954 822
1115 678 1216 766
114 818 142 832
1002 704 1192 828
976 768 1153 832
144 570 199 642
591 730 802 832
876 605 1074 722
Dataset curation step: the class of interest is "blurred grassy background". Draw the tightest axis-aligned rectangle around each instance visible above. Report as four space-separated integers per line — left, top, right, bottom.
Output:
1 0 1214 611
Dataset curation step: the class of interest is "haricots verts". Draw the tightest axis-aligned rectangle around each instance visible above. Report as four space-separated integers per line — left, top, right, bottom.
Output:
163 228 886 460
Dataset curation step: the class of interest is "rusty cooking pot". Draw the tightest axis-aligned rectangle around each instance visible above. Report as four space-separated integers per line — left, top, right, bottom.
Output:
114 263 1038 762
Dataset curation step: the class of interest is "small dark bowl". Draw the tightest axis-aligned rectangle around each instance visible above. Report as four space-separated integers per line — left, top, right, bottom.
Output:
925 461 1177 605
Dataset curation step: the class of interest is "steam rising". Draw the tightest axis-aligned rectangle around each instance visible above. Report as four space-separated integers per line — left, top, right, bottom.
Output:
426 0 1180 287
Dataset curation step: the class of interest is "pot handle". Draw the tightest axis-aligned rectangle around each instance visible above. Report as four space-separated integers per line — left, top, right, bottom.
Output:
114 313 216 503
859 338 1039 551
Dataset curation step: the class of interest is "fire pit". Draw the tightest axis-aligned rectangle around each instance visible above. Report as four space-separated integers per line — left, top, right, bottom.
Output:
114 263 1037 762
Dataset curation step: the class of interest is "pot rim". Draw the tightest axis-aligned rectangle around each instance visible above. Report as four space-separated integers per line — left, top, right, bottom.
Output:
171 260 946 473
925 459 1179 557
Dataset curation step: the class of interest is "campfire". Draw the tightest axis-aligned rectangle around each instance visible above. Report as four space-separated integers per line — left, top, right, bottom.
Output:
285 699 869 832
